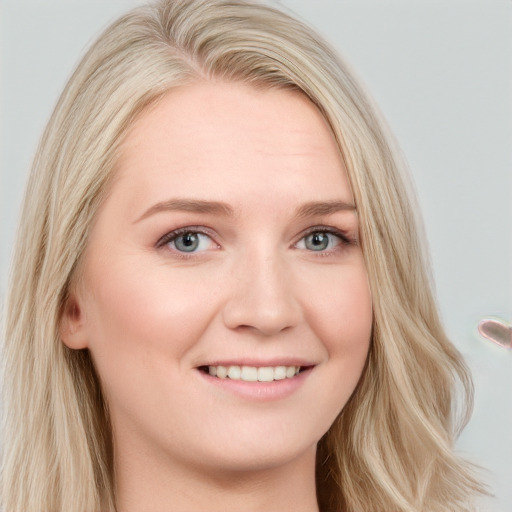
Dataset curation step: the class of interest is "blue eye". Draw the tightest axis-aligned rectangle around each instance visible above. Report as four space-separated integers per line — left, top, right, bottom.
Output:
296 230 344 252
160 230 215 253
174 232 200 252
304 232 330 251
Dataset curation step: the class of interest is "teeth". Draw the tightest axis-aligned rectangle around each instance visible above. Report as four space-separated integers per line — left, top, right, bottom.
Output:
206 365 302 382
241 366 258 382
257 367 274 382
274 366 287 380
216 366 228 379
227 366 241 379
286 366 297 378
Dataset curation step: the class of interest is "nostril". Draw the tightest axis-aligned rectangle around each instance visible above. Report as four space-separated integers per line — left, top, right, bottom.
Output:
221 265 302 335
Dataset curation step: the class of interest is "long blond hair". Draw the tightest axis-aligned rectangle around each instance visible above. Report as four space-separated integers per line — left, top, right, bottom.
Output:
2 1 484 511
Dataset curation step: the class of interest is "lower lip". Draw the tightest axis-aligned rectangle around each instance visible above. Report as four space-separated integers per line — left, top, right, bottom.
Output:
197 367 313 401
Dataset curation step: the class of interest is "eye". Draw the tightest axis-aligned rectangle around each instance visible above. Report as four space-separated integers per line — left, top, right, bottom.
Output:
296 229 347 252
157 229 217 253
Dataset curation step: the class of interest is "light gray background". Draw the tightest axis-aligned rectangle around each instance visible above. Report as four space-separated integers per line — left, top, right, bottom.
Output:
1 1 511 510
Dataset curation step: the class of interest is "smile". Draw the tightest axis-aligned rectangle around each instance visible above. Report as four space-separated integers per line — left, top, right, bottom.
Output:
201 365 303 382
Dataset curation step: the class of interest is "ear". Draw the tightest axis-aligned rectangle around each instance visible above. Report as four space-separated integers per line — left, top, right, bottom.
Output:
60 292 89 350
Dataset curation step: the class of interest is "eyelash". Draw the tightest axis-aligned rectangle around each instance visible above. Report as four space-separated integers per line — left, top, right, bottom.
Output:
298 226 354 254
156 226 218 256
156 225 355 257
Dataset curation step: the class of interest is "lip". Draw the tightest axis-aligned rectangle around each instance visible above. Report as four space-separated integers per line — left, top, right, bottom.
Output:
196 364 315 402
197 358 315 368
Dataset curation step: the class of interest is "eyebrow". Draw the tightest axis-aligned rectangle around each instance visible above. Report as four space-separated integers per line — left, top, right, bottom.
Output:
134 198 356 224
294 200 357 219
134 199 234 223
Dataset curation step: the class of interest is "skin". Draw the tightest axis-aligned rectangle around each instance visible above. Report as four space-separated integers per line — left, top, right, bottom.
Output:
61 81 373 512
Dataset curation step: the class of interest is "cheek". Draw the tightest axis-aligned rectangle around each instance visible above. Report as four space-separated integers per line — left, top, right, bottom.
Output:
294 263 372 434
302 263 373 355
79 257 221 429
81 256 217 364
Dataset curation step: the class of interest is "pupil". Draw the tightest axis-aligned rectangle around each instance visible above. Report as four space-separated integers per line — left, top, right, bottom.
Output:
183 233 195 246
176 232 199 252
307 232 329 251
312 233 324 245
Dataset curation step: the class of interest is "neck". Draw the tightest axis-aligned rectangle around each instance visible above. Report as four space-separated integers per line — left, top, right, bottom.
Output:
114 443 319 512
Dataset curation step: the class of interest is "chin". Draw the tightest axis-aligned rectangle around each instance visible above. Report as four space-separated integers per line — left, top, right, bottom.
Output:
199 440 318 476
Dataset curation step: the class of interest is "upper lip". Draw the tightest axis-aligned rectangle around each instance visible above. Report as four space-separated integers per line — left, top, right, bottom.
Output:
197 358 317 368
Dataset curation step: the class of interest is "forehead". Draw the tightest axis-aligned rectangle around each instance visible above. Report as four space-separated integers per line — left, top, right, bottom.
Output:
112 81 353 212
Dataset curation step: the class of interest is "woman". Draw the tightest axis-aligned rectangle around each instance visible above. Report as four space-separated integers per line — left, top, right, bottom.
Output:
2 1 485 511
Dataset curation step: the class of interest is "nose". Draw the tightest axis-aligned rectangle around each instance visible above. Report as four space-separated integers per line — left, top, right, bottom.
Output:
222 251 303 336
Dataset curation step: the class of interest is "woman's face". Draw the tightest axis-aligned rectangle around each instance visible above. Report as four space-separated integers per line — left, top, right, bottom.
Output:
64 82 372 476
